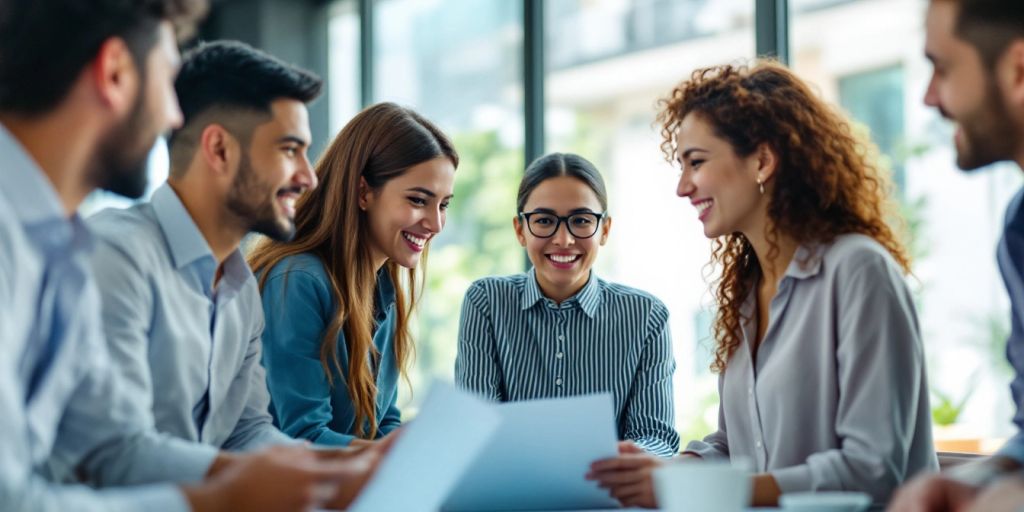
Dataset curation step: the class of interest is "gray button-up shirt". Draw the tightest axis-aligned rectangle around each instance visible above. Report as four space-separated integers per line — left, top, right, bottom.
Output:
685 234 938 504
87 184 292 451
0 124 215 511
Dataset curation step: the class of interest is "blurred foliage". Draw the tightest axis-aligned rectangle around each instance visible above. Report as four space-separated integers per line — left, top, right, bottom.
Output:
405 130 524 399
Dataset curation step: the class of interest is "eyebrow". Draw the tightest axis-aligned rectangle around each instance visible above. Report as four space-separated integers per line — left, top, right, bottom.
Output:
276 135 309 147
681 147 710 159
526 207 598 214
406 187 454 200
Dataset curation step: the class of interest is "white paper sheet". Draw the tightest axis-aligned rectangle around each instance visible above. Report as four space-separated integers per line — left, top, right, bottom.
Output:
442 393 620 512
349 381 502 512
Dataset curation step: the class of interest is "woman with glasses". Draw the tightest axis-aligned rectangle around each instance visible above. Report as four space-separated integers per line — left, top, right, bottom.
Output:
587 62 937 508
455 152 680 457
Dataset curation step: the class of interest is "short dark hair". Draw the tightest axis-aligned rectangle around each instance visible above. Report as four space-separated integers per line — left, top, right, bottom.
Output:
949 0 1024 68
168 40 323 174
516 153 609 212
0 0 207 115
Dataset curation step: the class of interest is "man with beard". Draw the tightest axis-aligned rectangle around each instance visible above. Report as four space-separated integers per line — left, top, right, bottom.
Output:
888 1 1024 511
85 40 389 508
0 2 381 511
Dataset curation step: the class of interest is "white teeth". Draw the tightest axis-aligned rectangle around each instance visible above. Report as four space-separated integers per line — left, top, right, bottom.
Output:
282 196 296 211
695 201 712 214
549 254 579 264
402 232 427 247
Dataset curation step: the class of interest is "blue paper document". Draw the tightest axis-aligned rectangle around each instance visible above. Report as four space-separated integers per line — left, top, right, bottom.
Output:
442 393 619 511
349 381 502 512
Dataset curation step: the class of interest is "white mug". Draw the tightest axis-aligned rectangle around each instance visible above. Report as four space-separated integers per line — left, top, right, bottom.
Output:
653 459 752 512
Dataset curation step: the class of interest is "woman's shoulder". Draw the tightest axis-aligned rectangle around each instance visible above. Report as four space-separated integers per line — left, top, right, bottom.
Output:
819 233 905 278
466 273 530 298
599 278 669 312
261 252 331 291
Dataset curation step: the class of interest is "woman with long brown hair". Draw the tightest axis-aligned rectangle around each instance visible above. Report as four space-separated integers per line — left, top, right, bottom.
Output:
248 102 457 446
588 61 937 507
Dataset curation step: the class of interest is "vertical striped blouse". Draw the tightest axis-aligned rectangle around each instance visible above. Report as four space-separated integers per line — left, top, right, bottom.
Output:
455 269 680 457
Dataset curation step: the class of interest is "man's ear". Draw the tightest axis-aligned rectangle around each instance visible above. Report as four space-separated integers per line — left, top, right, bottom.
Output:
91 37 139 118
199 124 240 177
999 40 1024 112
513 215 527 247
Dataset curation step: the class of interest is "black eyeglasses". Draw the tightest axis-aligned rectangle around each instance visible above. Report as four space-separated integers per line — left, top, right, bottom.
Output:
518 210 607 239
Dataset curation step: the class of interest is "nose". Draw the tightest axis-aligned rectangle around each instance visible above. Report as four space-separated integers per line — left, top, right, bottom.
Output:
296 154 317 191
551 219 575 246
676 170 694 198
423 205 444 234
923 72 939 108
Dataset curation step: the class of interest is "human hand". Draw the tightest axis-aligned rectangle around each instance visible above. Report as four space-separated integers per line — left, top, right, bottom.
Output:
886 473 980 512
319 430 401 510
964 474 1024 512
585 441 665 508
185 445 350 512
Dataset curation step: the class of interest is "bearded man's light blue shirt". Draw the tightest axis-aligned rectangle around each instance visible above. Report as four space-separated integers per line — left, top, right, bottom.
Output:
0 124 217 512
87 184 294 450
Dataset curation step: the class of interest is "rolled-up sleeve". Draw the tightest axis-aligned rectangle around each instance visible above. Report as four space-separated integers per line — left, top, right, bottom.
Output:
770 255 934 503
622 301 679 457
454 283 505 402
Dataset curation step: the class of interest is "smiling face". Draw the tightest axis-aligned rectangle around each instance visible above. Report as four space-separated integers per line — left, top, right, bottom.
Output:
924 0 1021 170
225 98 316 241
515 175 611 302
361 156 456 270
674 113 771 239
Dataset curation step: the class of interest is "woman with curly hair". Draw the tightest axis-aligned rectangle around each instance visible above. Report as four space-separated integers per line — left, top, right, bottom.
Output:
587 61 937 508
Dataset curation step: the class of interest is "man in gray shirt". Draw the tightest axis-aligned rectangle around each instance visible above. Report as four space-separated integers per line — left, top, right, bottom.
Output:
89 40 321 452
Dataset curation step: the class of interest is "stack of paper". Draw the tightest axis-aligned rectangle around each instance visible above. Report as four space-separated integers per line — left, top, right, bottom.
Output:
349 382 620 512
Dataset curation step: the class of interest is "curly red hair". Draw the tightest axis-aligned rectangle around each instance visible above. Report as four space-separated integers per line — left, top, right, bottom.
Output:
657 61 910 373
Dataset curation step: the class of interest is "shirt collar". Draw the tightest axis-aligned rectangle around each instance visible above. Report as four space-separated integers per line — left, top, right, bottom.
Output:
520 267 602 318
783 242 825 280
0 123 68 228
0 122 92 254
151 183 254 295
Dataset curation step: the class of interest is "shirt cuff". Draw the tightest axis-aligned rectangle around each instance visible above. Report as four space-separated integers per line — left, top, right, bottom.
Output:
770 464 814 494
683 440 729 461
310 428 356 447
997 435 1024 466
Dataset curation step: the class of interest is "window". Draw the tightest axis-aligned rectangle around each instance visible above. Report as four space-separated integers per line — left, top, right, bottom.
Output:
544 0 755 441
792 0 1022 452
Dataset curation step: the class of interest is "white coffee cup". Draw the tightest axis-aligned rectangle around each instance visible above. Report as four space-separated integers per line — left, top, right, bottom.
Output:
778 491 872 512
652 459 752 512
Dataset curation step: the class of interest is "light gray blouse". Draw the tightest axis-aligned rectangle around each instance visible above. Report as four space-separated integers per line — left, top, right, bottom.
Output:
685 234 938 505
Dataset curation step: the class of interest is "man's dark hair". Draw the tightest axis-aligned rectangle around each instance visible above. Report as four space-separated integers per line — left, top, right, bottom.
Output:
951 0 1024 69
0 0 207 115
168 40 323 175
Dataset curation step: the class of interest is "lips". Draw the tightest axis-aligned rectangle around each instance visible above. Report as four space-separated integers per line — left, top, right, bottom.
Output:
692 198 713 221
402 231 429 252
546 253 580 269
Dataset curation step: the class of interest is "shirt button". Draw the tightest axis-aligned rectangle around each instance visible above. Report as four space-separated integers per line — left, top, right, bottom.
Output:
756 440 762 448
748 387 753 396
557 334 565 341
555 378 563 386
556 351 564 359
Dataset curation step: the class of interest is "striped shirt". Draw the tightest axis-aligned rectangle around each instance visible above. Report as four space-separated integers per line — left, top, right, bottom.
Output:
455 269 680 457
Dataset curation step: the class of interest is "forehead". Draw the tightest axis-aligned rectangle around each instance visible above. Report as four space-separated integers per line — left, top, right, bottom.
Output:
523 176 602 211
925 1 961 49
387 156 456 192
253 98 311 140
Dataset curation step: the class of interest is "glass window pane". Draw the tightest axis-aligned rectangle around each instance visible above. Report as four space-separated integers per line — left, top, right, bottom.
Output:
371 0 525 407
328 0 361 135
545 0 755 441
791 0 1021 452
